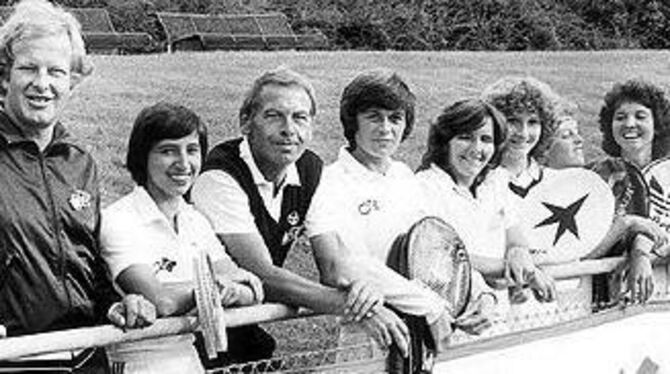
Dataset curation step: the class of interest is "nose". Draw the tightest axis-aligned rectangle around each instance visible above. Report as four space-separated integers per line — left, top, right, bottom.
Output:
174 150 189 169
574 133 583 145
30 69 50 91
624 115 636 128
279 116 297 136
378 116 393 133
513 122 528 138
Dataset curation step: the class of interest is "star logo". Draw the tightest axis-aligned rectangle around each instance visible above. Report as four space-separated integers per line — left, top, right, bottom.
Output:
535 194 589 245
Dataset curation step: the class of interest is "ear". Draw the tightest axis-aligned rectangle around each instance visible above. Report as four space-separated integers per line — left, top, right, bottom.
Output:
240 117 252 136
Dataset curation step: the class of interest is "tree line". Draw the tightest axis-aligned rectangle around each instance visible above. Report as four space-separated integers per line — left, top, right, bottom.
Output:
3 0 668 51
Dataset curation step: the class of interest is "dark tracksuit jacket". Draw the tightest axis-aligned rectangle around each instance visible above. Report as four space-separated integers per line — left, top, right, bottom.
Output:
0 111 116 338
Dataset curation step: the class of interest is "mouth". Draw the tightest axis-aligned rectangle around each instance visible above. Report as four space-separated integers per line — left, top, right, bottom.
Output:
621 130 641 140
508 137 533 149
167 173 194 185
459 155 486 168
25 95 53 108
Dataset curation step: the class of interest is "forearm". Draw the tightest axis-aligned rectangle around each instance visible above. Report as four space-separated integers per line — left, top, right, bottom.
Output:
470 254 506 278
260 266 347 314
152 282 195 317
586 215 629 259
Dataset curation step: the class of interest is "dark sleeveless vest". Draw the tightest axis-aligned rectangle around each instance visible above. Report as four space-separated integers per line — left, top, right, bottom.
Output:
202 138 323 266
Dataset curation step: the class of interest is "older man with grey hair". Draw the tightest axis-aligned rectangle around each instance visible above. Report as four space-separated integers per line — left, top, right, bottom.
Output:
192 67 410 366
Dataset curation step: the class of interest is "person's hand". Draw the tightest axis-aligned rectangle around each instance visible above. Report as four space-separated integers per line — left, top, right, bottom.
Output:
505 247 556 303
357 306 409 357
215 276 252 307
627 250 654 303
505 246 536 286
343 279 384 322
627 215 667 251
429 308 454 352
527 268 557 302
454 293 495 335
0 324 6 338
107 294 156 329
227 268 264 304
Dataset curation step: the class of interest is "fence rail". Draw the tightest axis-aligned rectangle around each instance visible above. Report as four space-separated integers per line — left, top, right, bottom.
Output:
0 256 629 362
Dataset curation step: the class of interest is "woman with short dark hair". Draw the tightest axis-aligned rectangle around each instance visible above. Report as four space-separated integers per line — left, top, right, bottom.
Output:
101 102 263 373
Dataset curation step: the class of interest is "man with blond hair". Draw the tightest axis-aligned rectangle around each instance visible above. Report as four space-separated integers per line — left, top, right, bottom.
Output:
0 1 155 371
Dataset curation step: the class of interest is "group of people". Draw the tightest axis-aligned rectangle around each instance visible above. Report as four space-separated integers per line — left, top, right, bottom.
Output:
1 0 669 373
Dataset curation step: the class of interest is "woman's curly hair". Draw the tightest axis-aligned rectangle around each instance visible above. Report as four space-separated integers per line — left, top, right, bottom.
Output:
598 79 670 160
482 76 561 160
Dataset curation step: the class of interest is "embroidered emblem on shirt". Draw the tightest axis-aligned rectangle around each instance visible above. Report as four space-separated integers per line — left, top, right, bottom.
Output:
68 189 92 211
287 210 300 226
153 257 177 274
358 199 380 215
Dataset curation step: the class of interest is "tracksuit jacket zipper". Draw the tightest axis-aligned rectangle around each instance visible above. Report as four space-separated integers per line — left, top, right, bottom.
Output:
38 151 72 308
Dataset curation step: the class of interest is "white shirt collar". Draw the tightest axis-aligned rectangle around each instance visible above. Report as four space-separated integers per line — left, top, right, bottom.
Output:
427 162 473 198
338 146 404 178
130 186 189 224
240 137 301 188
510 158 542 187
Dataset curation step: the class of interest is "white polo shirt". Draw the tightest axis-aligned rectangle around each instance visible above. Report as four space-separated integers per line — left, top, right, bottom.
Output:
191 138 301 234
100 187 233 371
305 148 456 323
306 147 427 261
417 163 520 260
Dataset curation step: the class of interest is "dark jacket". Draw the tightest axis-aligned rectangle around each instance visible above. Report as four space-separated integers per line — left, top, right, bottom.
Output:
0 111 116 336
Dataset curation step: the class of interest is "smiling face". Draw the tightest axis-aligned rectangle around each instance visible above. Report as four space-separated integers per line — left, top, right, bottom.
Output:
350 106 406 169
611 101 654 158
243 84 313 175
447 117 495 187
544 117 584 169
504 110 542 158
3 33 73 139
145 132 201 204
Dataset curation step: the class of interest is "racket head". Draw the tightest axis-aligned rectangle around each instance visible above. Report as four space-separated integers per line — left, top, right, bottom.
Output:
404 216 472 317
519 168 615 263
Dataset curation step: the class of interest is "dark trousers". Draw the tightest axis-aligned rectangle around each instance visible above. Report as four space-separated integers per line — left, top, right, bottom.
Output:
195 325 276 371
0 348 109 373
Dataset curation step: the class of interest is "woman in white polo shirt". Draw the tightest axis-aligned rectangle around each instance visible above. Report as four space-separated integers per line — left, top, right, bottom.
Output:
306 70 497 352
416 98 556 306
100 103 263 373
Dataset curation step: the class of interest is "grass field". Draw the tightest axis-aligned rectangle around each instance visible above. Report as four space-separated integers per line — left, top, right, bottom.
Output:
63 49 670 356
69 50 670 204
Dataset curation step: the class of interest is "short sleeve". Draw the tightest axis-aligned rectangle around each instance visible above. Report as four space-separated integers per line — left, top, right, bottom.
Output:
188 208 241 274
100 209 153 281
191 170 257 234
304 171 342 238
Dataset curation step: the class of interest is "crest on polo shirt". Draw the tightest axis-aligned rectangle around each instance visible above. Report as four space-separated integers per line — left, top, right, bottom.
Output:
358 199 380 215
68 189 92 211
287 210 300 226
154 257 177 274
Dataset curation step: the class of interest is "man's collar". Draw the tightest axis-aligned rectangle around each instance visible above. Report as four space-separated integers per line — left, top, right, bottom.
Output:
240 137 301 187
0 109 70 148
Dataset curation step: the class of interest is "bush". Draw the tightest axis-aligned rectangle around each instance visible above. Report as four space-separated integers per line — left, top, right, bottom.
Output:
29 0 670 51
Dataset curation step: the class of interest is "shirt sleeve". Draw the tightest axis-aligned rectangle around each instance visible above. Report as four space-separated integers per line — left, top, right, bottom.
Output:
304 171 341 238
191 170 257 234
100 208 153 281
190 209 242 274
